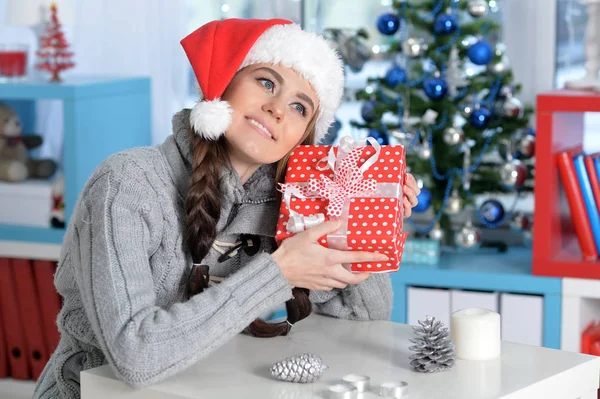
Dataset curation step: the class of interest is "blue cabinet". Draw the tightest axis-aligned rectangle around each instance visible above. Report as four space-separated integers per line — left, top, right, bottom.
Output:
0 76 151 245
391 247 562 349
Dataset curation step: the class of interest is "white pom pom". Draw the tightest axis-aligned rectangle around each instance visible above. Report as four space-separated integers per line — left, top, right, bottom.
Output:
190 99 232 140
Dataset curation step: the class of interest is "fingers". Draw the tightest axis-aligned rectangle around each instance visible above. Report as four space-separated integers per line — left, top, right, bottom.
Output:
405 173 421 196
313 266 371 290
327 265 371 286
326 249 388 265
324 278 350 290
404 185 419 207
403 197 412 218
303 218 343 242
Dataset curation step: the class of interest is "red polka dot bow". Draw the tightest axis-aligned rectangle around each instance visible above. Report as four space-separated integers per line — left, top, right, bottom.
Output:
282 136 382 219
306 148 378 217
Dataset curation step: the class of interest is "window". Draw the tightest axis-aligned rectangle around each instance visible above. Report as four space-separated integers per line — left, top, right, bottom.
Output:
554 0 588 88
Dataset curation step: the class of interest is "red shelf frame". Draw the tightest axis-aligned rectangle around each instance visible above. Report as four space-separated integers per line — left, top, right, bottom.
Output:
533 89 600 279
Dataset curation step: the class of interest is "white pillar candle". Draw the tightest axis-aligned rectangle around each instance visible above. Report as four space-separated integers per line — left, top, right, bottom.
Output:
450 308 501 360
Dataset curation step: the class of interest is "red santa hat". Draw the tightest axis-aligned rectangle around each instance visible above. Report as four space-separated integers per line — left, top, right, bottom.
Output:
180 18 345 144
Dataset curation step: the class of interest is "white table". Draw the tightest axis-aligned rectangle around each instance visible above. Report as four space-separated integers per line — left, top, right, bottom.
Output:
81 314 600 399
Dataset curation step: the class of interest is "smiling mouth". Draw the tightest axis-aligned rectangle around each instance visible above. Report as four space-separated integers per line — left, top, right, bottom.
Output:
246 117 274 140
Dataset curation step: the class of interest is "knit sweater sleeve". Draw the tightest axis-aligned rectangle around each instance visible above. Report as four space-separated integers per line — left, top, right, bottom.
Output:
309 274 393 321
71 158 293 388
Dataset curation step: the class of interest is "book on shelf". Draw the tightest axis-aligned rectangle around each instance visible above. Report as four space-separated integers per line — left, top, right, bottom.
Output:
573 153 600 253
584 155 600 216
556 150 598 260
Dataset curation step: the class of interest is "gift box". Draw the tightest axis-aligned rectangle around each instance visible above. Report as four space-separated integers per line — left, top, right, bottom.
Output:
275 136 408 273
403 237 441 265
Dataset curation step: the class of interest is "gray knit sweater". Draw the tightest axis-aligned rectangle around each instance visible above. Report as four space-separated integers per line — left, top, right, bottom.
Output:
33 110 393 399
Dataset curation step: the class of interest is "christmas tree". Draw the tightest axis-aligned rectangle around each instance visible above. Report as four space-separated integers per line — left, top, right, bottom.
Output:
351 0 535 249
36 2 75 82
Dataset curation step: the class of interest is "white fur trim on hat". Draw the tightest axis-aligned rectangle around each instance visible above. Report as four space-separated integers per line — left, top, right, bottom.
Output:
190 99 232 141
240 24 344 143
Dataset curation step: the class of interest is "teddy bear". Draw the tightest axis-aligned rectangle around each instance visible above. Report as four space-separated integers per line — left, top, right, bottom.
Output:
0 102 57 182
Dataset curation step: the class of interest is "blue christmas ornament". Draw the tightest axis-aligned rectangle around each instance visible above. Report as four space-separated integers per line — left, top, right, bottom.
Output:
377 12 401 36
413 188 432 213
368 129 390 145
467 40 493 65
470 106 491 129
423 76 448 100
480 199 505 224
433 13 458 35
361 100 377 122
385 66 407 87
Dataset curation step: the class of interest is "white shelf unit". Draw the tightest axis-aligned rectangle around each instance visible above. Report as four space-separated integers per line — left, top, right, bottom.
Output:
562 278 600 352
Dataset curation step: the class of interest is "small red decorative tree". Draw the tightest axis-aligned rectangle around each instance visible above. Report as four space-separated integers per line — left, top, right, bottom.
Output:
36 2 75 82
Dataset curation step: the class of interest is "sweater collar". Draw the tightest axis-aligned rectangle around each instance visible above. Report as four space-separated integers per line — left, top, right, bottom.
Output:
160 109 278 204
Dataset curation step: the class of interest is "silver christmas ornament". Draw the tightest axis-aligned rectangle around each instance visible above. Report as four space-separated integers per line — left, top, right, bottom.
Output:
443 126 465 146
500 159 528 189
270 353 328 383
460 35 479 50
445 189 463 215
461 103 474 118
509 212 531 232
429 224 445 241
467 0 488 18
495 43 507 57
409 316 456 373
402 37 428 57
455 221 482 249
499 84 515 98
518 134 536 158
419 145 432 160
502 96 524 119
488 55 510 74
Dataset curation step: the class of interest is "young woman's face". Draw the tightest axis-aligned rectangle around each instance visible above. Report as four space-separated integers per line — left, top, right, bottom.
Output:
222 63 319 166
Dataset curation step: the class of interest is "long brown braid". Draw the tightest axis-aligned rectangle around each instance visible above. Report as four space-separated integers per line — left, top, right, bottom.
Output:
185 109 318 337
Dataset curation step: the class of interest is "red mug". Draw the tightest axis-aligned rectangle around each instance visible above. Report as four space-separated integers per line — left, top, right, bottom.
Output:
0 44 28 80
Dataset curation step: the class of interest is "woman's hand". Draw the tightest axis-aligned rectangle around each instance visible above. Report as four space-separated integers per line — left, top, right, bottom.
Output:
403 173 421 218
272 219 388 291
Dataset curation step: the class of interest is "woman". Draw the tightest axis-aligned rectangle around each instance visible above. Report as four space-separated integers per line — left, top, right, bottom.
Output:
33 18 420 399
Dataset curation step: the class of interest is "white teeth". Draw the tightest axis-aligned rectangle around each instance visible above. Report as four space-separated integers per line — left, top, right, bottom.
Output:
249 118 272 138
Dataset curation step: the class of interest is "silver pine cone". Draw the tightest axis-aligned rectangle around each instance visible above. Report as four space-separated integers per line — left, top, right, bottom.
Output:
270 353 328 383
408 316 456 373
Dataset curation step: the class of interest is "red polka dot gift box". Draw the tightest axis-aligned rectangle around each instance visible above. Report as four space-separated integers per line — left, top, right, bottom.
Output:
275 136 409 273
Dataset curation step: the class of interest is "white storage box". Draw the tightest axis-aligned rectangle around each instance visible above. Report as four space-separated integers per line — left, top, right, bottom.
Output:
501 292 543 346
407 286 451 328
0 179 54 227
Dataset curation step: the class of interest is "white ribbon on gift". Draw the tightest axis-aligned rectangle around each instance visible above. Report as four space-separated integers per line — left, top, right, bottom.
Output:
281 136 388 236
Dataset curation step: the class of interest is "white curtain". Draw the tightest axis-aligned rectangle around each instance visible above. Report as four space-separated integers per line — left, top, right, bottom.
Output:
70 0 188 145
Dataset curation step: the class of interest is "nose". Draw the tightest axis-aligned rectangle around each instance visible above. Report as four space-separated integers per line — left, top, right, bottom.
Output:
262 99 284 122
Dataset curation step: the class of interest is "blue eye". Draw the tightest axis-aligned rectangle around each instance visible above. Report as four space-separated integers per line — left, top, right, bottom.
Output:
257 78 274 91
293 104 306 116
